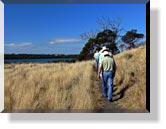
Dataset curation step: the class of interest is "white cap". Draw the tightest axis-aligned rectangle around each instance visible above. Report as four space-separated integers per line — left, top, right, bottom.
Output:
103 51 113 57
99 46 109 53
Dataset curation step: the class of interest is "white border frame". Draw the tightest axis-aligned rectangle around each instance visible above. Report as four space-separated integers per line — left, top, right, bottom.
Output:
1 1 158 122
0 0 4 112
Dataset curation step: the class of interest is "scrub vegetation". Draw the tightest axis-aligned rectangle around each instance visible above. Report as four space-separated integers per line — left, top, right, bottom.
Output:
4 45 146 112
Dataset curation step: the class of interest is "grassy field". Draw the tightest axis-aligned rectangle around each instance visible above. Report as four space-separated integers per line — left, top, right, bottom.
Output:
113 45 146 110
4 61 104 112
4 45 146 112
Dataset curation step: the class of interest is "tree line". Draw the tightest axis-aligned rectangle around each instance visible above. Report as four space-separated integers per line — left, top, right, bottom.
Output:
5 54 78 59
78 16 145 61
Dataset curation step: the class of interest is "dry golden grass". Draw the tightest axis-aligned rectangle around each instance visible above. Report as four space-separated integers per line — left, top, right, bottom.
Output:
4 61 104 111
4 45 146 112
113 45 146 110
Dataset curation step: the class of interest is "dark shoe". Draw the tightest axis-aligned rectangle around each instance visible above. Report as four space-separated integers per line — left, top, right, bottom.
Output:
108 99 113 102
103 95 107 98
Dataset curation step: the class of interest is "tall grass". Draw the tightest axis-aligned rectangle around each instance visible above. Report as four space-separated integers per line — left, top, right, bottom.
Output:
4 61 103 111
4 45 146 112
113 45 146 110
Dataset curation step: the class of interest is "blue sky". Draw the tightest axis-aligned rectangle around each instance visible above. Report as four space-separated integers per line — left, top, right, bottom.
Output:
5 4 146 54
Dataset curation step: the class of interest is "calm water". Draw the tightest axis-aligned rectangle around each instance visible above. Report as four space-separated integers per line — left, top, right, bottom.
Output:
5 58 75 63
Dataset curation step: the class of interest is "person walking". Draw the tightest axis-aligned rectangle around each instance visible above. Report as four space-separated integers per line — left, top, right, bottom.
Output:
94 46 106 71
97 46 109 78
94 48 101 71
97 51 116 102
98 46 109 64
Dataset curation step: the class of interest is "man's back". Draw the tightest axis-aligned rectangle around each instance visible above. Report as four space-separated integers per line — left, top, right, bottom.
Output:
100 56 114 71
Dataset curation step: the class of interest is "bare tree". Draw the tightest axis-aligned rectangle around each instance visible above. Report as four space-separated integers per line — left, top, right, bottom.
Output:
80 16 124 40
80 29 98 40
96 16 110 30
97 16 124 36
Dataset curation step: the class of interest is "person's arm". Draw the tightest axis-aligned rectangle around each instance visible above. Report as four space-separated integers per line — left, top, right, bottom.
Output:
97 60 102 80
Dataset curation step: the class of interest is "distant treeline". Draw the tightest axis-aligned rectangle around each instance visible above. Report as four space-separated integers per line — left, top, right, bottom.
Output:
4 54 79 59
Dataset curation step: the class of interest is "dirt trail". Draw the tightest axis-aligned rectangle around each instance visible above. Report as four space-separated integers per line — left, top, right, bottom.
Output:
92 71 125 112
92 66 129 113
94 80 147 113
100 98 127 113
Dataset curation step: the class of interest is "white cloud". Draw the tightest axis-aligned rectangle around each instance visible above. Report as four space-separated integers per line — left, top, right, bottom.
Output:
49 38 82 44
5 42 32 47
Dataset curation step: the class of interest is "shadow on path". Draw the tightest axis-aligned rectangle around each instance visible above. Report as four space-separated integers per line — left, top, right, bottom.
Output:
92 64 147 113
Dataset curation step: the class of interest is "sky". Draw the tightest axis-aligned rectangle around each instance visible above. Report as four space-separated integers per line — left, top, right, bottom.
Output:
4 4 146 54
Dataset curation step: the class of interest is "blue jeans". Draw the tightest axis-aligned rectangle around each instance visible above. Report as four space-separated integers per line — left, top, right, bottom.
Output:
101 71 114 100
95 59 99 71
